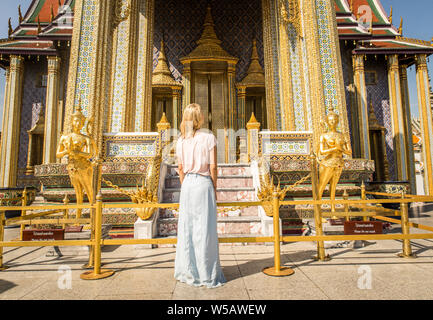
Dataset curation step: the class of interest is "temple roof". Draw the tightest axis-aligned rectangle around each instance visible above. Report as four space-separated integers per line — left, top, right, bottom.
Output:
238 39 265 87
179 5 238 65
335 0 433 55
152 40 182 88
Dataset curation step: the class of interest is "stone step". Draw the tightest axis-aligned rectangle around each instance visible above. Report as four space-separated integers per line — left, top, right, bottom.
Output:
154 233 266 248
157 216 262 237
166 164 252 177
164 176 254 189
159 204 258 219
162 188 256 203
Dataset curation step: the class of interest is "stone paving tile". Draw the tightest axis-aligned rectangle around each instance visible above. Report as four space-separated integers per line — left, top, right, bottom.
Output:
0 277 48 300
95 293 173 300
172 281 250 300
19 279 110 300
248 287 329 300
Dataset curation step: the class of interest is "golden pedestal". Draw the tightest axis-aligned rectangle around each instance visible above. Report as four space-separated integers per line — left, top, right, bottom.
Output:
262 266 295 277
80 269 115 280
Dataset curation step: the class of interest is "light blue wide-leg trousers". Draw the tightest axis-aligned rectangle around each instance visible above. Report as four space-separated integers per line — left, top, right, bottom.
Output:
174 173 226 288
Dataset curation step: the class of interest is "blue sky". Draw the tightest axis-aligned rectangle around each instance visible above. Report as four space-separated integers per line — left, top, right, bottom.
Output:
0 0 432 127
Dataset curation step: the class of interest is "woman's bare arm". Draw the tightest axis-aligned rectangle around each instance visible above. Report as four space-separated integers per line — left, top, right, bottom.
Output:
178 162 185 185
210 146 218 196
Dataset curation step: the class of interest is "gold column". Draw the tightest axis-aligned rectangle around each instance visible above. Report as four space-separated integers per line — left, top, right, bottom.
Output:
136 0 154 132
261 0 277 130
399 64 416 192
352 54 370 159
387 54 408 181
171 87 182 130
227 62 237 163
236 85 247 130
415 54 433 195
0 55 24 188
0 67 11 181
43 56 61 164
182 62 191 111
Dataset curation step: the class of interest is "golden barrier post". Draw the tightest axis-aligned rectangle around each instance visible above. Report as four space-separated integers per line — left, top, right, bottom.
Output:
81 194 114 280
0 200 7 270
62 195 69 230
263 191 294 276
361 182 370 222
398 191 416 259
311 155 329 261
343 190 349 222
19 188 28 241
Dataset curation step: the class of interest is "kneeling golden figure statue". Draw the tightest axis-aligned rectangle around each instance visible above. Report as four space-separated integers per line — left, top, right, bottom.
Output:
56 106 96 220
317 109 351 219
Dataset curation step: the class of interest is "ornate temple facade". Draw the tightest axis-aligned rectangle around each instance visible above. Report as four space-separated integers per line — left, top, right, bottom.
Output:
0 0 433 198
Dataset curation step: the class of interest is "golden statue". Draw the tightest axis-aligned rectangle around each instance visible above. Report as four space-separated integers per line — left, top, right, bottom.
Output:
56 106 96 220
317 109 351 215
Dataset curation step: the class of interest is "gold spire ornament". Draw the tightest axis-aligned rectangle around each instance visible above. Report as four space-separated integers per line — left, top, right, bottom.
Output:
18 6 23 23
8 18 12 39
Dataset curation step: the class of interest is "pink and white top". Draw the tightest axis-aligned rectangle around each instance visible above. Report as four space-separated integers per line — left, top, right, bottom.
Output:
176 130 217 176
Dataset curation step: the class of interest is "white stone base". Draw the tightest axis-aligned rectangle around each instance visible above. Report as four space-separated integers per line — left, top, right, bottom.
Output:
134 210 159 250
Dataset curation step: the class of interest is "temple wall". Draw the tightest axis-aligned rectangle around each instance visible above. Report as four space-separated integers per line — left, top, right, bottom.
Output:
365 58 396 180
18 60 47 173
153 0 264 83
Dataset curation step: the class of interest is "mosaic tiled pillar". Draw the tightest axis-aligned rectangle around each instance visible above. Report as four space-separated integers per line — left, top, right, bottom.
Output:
415 54 433 195
387 55 408 181
352 54 370 159
43 56 61 164
399 65 416 193
302 0 326 150
135 0 154 132
279 0 311 132
0 56 24 188
311 0 351 151
64 0 115 152
109 0 139 133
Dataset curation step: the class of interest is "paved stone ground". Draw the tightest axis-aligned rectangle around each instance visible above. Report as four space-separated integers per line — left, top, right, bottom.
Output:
1 208 433 300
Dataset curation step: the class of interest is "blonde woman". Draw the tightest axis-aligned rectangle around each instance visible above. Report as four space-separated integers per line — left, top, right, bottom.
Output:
174 103 226 288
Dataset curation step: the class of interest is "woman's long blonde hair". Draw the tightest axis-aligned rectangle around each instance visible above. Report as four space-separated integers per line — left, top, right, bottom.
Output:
180 103 203 138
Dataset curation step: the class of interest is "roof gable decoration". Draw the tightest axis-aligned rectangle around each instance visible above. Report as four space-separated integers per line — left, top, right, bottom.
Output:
10 0 75 39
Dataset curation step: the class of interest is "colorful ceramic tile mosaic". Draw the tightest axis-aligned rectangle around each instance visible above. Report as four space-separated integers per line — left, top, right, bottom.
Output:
286 21 305 131
74 0 97 117
315 0 339 113
111 6 129 133
262 140 310 155
106 142 156 158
